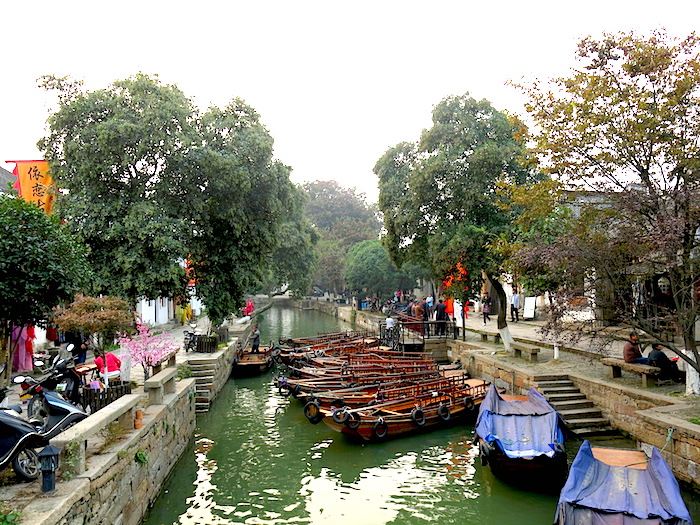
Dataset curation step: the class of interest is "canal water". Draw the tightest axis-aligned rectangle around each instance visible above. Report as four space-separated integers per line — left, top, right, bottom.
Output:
143 304 700 525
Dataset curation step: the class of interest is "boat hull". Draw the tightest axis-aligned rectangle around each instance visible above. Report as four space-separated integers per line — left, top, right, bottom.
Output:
322 402 479 442
478 438 568 492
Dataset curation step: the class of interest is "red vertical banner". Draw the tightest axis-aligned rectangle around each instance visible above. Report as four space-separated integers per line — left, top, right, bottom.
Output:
9 160 55 214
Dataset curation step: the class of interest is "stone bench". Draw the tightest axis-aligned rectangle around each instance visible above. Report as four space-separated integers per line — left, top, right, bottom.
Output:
601 358 662 387
511 341 541 362
473 329 501 344
144 367 179 405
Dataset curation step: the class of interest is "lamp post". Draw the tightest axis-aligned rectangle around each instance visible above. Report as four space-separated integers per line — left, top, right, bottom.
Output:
38 445 61 492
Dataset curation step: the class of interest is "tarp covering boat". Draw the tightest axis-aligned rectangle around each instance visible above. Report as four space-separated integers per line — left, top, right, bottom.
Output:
555 440 692 524
475 386 564 459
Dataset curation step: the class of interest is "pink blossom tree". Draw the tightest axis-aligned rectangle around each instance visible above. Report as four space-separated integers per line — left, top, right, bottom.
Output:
118 319 179 379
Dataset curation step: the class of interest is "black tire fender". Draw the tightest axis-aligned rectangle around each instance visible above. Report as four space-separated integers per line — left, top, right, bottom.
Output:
464 397 475 411
373 417 388 439
438 404 451 421
479 440 492 466
332 407 350 424
304 401 323 424
411 407 426 426
278 382 292 397
345 412 361 429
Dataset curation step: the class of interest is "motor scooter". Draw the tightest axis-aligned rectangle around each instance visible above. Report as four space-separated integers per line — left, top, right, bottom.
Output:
183 322 198 352
1 367 87 481
18 344 90 418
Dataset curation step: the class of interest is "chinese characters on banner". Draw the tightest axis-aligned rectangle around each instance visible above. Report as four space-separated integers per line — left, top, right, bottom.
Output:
9 160 54 214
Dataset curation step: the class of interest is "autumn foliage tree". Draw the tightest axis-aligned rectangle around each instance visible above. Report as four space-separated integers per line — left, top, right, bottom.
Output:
53 294 134 351
517 30 700 388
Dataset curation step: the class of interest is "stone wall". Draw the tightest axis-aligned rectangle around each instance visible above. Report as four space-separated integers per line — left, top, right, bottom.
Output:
299 299 382 332
21 378 197 525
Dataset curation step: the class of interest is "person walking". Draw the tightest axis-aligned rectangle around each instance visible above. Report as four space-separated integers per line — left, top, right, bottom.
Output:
435 299 448 335
510 288 521 323
482 292 492 325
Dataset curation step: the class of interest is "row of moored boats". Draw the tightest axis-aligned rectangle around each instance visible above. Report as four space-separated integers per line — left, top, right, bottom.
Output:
234 330 693 524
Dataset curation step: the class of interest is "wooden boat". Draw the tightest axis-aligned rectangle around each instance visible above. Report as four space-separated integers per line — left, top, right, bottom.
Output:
302 375 474 423
555 440 692 524
475 386 568 492
275 369 444 399
231 345 274 377
279 331 378 348
275 340 397 366
318 378 489 442
289 359 441 380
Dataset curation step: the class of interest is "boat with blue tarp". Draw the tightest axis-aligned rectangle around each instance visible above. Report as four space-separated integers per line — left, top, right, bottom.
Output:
475 385 568 491
555 440 692 524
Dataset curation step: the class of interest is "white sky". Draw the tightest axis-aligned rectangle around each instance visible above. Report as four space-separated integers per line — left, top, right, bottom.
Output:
1 1 697 203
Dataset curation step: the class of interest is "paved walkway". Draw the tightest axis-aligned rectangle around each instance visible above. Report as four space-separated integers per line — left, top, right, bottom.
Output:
452 310 688 397
4 316 232 407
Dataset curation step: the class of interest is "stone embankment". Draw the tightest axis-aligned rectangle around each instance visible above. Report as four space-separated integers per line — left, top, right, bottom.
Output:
448 337 700 489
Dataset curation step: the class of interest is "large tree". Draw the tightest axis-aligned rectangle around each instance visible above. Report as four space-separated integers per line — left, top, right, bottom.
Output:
257 185 319 308
303 180 381 293
40 74 195 302
518 30 700 388
188 100 299 325
376 94 539 330
0 195 90 379
40 75 303 326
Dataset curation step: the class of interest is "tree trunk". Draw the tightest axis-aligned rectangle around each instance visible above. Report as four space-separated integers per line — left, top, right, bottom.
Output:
487 274 513 351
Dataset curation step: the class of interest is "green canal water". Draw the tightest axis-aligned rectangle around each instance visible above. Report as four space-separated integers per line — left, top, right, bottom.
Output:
143 305 700 525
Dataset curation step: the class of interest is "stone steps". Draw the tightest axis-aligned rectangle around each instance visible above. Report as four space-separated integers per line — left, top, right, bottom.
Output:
549 398 594 410
546 392 587 402
558 406 604 419
534 376 616 437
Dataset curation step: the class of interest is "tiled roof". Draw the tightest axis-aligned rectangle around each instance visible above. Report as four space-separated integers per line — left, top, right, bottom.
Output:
0 166 14 193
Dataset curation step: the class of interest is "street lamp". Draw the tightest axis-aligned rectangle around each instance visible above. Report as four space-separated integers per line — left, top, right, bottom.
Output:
38 445 61 492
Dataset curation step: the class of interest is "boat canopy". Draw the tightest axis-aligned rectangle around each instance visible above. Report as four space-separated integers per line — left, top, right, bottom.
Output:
475 386 564 459
555 440 692 524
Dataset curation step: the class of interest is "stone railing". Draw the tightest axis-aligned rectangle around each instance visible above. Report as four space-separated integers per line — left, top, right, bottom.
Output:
22 369 197 525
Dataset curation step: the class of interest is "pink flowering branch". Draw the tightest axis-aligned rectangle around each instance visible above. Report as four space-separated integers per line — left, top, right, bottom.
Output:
118 318 179 379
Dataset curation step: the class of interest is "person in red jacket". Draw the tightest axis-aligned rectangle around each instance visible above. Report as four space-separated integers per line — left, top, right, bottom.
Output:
623 333 649 364
94 349 122 380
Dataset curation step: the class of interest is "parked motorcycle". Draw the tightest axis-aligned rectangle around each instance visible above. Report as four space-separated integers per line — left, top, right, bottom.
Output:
183 323 198 352
0 366 88 480
18 344 90 417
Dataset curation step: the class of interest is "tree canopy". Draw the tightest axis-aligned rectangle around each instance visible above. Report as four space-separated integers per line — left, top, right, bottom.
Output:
517 30 700 378
344 240 414 298
0 195 90 369
40 74 305 326
303 180 381 293
40 74 195 302
376 94 539 323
